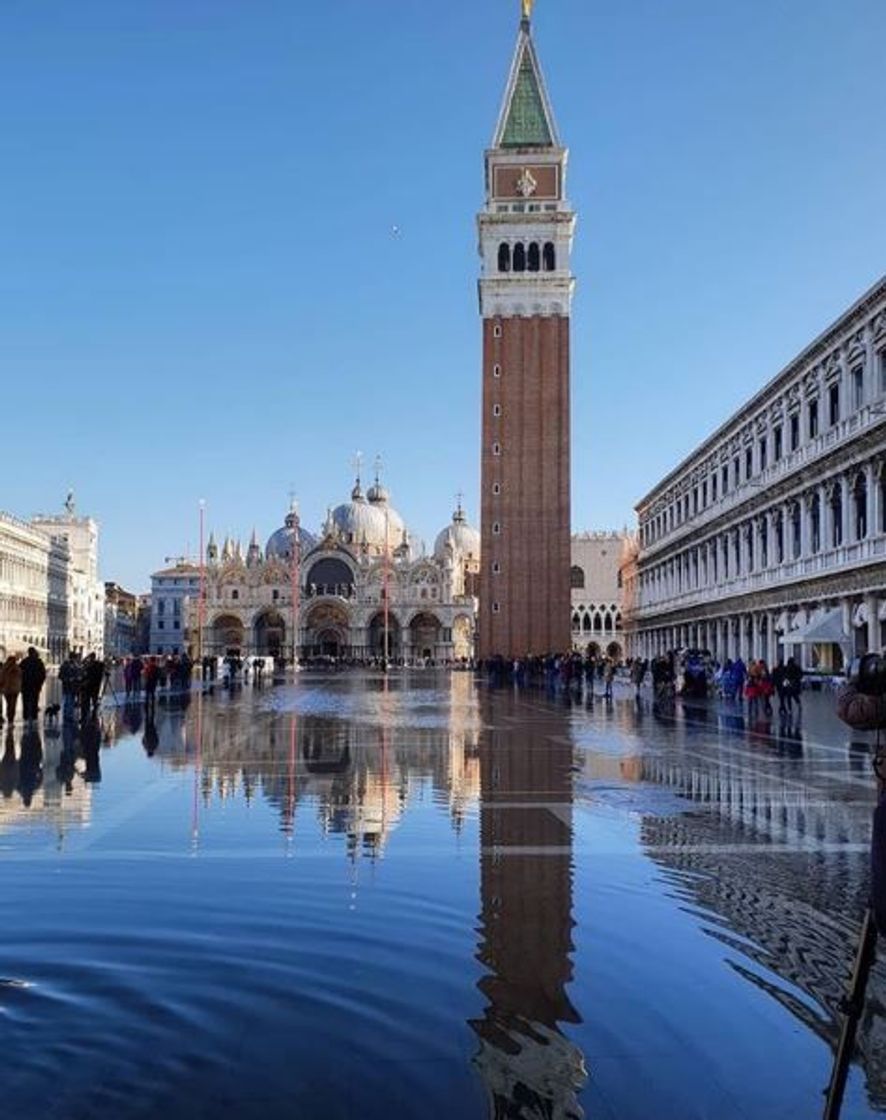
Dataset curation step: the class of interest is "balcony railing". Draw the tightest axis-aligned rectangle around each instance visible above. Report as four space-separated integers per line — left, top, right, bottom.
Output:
641 403 886 558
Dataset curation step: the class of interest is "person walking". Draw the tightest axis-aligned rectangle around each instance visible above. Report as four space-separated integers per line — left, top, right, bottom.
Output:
59 652 82 722
0 655 22 725
20 647 47 723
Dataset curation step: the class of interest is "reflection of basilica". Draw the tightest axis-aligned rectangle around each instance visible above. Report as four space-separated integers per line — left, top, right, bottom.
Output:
471 689 586 1119
142 675 484 859
190 478 480 663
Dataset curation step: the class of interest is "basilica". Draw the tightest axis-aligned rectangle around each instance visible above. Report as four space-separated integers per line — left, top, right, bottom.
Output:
184 475 480 663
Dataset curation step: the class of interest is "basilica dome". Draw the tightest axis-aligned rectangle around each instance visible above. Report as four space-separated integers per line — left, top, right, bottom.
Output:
434 505 480 562
333 480 406 550
265 510 317 561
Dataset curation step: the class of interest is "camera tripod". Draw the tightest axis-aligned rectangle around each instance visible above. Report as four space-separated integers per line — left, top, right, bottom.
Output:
823 736 885 1120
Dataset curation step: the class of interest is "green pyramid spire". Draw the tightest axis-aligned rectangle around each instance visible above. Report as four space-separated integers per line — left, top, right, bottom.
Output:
500 44 553 148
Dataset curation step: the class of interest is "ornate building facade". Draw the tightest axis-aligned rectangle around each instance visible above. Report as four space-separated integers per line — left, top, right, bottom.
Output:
570 531 628 659
0 494 105 664
186 479 480 663
32 495 105 658
478 6 576 659
624 277 886 670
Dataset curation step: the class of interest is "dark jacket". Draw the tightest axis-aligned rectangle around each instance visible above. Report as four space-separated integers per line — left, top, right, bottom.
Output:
20 652 47 693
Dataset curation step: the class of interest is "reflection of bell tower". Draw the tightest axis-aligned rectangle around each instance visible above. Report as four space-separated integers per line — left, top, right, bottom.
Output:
478 2 576 659
471 689 586 1118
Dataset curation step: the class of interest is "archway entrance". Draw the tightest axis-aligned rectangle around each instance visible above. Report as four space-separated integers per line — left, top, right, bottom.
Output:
254 611 287 659
410 612 442 661
368 612 401 660
305 603 349 659
211 614 245 656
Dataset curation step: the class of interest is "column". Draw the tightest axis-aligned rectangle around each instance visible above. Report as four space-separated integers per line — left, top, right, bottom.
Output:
865 594 879 654
840 474 851 546
819 483 830 551
871 463 882 538
766 611 777 666
796 498 807 559
841 598 852 662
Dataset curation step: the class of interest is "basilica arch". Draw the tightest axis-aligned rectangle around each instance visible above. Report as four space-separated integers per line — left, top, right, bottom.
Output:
408 611 443 661
304 602 350 659
367 611 401 660
210 614 245 656
253 609 287 659
305 555 356 600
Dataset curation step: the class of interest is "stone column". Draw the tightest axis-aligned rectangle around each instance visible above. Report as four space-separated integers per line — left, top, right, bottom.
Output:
766 611 777 666
841 598 852 657
819 483 831 552
866 593 879 654
871 463 882 539
796 498 807 559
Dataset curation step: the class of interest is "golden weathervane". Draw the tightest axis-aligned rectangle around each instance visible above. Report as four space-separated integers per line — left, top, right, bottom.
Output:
522 0 535 21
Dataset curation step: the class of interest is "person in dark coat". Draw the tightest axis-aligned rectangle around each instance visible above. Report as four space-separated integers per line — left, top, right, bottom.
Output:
0 655 22 724
20 647 47 723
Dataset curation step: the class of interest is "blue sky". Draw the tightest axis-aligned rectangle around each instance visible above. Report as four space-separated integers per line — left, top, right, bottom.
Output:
2 0 884 591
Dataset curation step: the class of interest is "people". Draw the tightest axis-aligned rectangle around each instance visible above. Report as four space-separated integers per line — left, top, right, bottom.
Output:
59 651 82 722
0 654 22 725
785 657 803 711
20 647 47 724
81 653 105 717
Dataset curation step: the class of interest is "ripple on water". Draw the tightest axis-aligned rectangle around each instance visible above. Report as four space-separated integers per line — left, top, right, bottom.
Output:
0 881 478 1119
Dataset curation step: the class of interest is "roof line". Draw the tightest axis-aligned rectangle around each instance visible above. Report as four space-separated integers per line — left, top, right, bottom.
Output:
634 273 886 510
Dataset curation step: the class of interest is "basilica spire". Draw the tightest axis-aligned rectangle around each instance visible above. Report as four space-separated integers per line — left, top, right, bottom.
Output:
493 3 559 149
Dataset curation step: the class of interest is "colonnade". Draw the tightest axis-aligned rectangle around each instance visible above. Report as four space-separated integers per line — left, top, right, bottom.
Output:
631 590 881 670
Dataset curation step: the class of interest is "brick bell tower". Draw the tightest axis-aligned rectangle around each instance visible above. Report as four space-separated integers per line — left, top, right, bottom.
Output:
478 1 576 660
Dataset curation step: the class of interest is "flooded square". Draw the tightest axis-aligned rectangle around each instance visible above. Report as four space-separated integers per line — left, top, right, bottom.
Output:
0 672 882 1118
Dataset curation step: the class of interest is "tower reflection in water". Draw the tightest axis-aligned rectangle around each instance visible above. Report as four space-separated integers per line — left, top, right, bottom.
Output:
471 689 587 1119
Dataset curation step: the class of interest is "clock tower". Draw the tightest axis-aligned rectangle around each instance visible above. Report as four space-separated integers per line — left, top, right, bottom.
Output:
477 4 576 659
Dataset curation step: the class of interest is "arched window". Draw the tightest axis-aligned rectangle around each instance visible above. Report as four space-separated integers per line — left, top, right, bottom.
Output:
854 473 868 539
570 565 585 589
593 613 603 632
791 504 801 559
527 242 540 272
582 614 592 633
810 494 820 554
604 613 613 633
543 242 555 271
498 243 511 273
513 243 526 272
831 486 843 547
572 613 581 630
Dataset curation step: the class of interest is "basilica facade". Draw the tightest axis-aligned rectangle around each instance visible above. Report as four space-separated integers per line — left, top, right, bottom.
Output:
185 478 480 663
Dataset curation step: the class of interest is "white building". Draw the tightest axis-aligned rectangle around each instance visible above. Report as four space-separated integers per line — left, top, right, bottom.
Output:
570 532 627 658
32 494 104 657
0 512 70 662
149 563 201 656
625 276 886 672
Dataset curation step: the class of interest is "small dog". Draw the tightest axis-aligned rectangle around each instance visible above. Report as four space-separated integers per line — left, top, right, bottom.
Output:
44 704 60 724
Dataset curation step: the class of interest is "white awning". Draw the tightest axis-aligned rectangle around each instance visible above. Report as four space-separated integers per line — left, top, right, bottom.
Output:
784 608 849 647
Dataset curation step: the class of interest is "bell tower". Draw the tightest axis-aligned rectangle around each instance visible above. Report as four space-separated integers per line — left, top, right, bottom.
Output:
478 3 576 659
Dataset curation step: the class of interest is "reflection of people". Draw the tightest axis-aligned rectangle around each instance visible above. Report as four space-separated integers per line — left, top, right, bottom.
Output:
80 718 102 784
0 727 17 799
142 718 159 757
56 722 78 793
18 725 43 807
